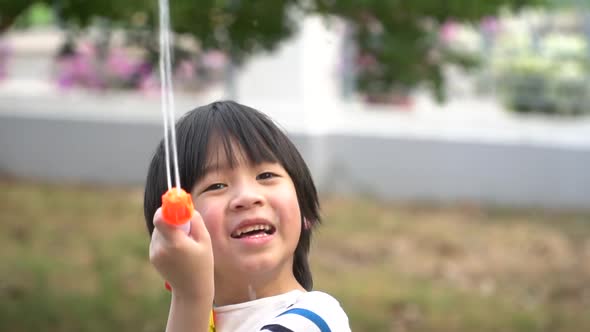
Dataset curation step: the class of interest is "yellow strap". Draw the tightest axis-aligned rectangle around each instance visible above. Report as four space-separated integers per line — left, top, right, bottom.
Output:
208 310 216 332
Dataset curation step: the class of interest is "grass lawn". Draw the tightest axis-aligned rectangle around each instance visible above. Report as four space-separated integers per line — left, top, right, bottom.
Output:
1 178 589 331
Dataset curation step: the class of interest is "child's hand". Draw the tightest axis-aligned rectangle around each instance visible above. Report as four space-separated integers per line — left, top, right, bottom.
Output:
149 207 214 301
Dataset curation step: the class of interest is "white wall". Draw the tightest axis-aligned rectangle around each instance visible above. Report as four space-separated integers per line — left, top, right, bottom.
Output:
1 108 589 210
1 24 589 210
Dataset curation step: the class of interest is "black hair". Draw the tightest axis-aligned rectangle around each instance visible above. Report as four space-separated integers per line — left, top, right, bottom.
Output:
143 100 320 290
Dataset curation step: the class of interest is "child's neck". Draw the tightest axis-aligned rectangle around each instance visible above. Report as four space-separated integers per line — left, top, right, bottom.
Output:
213 270 304 306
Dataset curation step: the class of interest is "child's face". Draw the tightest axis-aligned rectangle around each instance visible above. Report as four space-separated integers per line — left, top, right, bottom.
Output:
191 142 302 291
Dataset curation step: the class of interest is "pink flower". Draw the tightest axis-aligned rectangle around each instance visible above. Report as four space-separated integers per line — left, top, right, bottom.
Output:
54 40 155 91
480 16 499 35
106 48 141 81
139 73 160 97
202 50 227 70
56 53 103 90
175 59 196 81
56 55 82 89
440 20 459 43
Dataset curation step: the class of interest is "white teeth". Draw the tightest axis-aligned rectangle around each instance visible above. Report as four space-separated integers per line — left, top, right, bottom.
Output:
235 224 271 237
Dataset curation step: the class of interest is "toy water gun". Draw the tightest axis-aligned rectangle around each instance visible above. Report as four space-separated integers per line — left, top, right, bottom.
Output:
161 186 193 292
161 187 193 232
161 187 216 331
157 0 215 329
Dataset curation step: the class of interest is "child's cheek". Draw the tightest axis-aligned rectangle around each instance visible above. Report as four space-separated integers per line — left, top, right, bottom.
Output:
197 202 224 239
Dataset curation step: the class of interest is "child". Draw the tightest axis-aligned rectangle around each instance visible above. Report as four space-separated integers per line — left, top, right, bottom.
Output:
144 101 351 332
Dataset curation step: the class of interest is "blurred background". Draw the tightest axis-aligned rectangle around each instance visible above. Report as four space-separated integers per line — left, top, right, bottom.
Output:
1 1 590 331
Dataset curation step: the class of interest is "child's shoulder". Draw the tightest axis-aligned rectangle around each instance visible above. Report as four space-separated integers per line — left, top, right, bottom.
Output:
294 290 343 309
266 290 351 332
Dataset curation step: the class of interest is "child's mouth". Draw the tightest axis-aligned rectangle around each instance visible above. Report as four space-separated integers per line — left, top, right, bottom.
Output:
231 224 276 239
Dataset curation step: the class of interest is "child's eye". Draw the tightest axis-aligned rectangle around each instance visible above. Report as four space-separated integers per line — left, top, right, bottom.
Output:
204 183 227 192
257 172 278 180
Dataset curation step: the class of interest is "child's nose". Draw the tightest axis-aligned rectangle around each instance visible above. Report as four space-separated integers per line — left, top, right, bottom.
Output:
229 185 264 210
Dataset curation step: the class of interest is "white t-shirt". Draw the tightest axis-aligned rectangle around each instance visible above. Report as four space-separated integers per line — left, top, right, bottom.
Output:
213 290 351 332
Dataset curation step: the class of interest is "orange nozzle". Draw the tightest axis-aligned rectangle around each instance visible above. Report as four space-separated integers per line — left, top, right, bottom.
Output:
161 187 194 226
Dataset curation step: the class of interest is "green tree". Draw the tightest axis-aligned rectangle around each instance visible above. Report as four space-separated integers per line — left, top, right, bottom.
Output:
0 0 37 32
1 1 300 59
50 0 300 64
312 0 548 101
1 0 548 101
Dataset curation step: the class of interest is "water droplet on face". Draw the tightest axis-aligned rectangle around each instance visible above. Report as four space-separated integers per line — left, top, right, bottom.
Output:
248 284 257 301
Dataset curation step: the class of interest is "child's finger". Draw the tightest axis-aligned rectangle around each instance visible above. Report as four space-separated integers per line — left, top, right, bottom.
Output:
153 207 183 242
188 210 211 244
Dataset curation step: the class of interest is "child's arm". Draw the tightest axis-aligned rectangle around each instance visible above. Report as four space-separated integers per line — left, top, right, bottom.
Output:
150 208 215 332
166 294 212 332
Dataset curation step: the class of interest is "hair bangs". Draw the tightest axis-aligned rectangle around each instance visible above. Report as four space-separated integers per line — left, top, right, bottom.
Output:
180 101 281 191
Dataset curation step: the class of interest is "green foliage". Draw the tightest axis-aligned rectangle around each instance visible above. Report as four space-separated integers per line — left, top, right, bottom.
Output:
312 0 548 101
0 0 37 31
1 0 549 100
170 0 300 63
494 32 590 115
0 181 169 332
44 0 301 64
13 2 55 28
53 0 154 27
549 0 590 9
2 180 590 331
